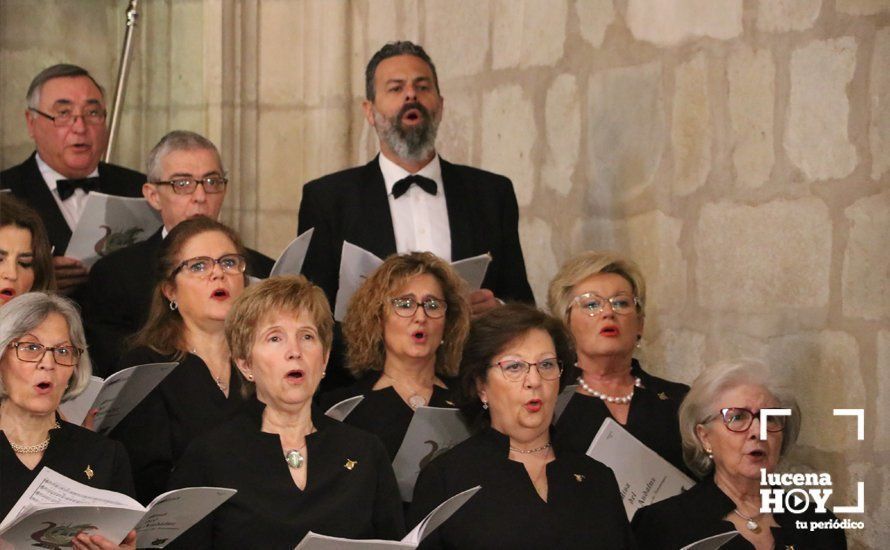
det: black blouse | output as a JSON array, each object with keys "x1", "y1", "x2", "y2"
[
  {"x1": 108, "y1": 347, "x2": 245, "y2": 504},
  {"x1": 166, "y1": 396, "x2": 406, "y2": 549},
  {"x1": 0, "y1": 418, "x2": 135, "y2": 518},
  {"x1": 408, "y1": 427, "x2": 634, "y2": 549},
  {"x1": 631, "y1": 476, "x2": 847, "y2": 549},
  {"x1": 318, "y1": 371, "x2": 459, "y2": 460},
  {"x1": 554, "y1": 360, "x2": 690, "y2": 475}
]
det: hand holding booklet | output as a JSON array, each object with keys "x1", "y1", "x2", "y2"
[
  {"x1": 58, "y1": 362, "x2": 178, "y2": 434},
  {"x1": 294, "y1": 486, "x2": 480, "y2": 549},
  {"x1": 0, "y1": 467, "x2": 235, "y2": 549},
  {"x1": 586, "y1": 418, "x2": 695, "y2": 519}
]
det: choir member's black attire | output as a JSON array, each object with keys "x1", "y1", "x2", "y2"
[
  {"x1": 318, "y1": 371, "x2": 459, "y2": 460},
  {"x1": 0, "y1": 418, "x2": 135, "y2": 519},
  {"x1": 166, "y1": 395, "x2": 406, "y2": 549},
  {"x1": 631, "y1": 475, "x2": 847, "y2": 549},
  {"x1": 108, "y1": 347, "x2": 245, "y2": 504},
  {"x1": 554, "y1": 360, "x2": 691, "y2": 475},
  {"x1": 409, "y1": 427, "x2": 634, "y2": 549}
]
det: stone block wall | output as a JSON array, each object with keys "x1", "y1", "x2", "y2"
[{"x1": 2, "y1": 1, "x2": 888, "y2": 546}]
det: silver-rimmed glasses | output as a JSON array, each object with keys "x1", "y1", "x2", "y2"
[
  {"x1": 390, "y1": 296, "x2": 448, "y2": 318},
  {"x1": 492, "y1": 358, "x2": 563, "y2": 382},
  {"x1": 568, "y1": 292, "x2": 640, "y2": 317}
]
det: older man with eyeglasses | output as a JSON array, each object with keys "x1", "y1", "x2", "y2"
[
  {"x1": 82, "y1": 131, "x2": 273, "y2": 376},
  {"x1": 0, "y1": 64, "x2": 146, "y2": 294}
]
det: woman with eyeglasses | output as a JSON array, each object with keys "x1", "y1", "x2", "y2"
[
  {"x1": 632, "y1": 359, "x2": 847, "y2": 549},
  {"x1": 0, "y1": 293, "x2": 137, "y2": 549},
  {"x1": 0, "y1": 196, "x2": 55, "y2": 305},
  {"x1": 318, "y1": 252, "x2": 470, "y2": 460},
  {"x1": 409, "y1": 304, "x2": 633, "y2": 549},
  {"x1": 108, "y1": 217, "x2": 248, "y2": 504},
  {"x1": 548, "y1": 251, "x2": 691, "y2": 473}
]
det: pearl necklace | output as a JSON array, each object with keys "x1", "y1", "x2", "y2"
[
  {"x1": 509, "y1": 442, "x2": 552, "y2": 454},
  {"x1": 9, "y1": 422, "x2": 61, "y2": 454},
  {"x1": 576, "y1": 376, "x2": 642, "y2": 404},
  {"x1": 732, "y1": 509, "x2": 762, "y2": 532}
]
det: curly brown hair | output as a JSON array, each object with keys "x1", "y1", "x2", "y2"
[{"x1": 342, "y1": 252, "x2": 470, "y2": 378}]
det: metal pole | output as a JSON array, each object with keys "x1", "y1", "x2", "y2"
[{"x1": 104, "y1": 0, "x2": 140, "y2": 163}]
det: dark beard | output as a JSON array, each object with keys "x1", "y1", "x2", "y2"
[{"x1": 375, "y1": 102, "x2": 439, "y2": 162}]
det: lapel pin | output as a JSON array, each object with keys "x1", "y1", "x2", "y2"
[
  {"x1": 344, "y1": 459, "x2": 357, "y2": 470},
  {"x1": 84, "y1": 465, "x2": 94, "y2": 480},
  {"x1": 658, "y1": 392, "x2": 669, "y2": 400},
  {"x1": 574, "y1": 474, "x2": 585, "y2": 482}
]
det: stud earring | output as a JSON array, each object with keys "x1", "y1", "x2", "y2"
[{"x1": 481, "y1": 400, "x2": 489, "y2": 410}]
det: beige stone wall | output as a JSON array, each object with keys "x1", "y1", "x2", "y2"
[{"x1": 2, "y1": 1, "x2": 888, "y2": 546}]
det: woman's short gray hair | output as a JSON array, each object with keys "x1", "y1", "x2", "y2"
[
  {"x1": 0, "y1": 293, "x2": 92, "y2": 402},
  {"x1": 679, "y1": 358, "x2": 801, "y2": 478}
]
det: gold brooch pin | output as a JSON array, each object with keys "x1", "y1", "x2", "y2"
[
  {"x1": 84, "y1": 465, "x2": 94, "y2": 480},
  {"x1": 574, "y1": 474, "x2": 585, "y2": 482},
  {"x1": 344, "y1": 459, "x2": 357, "y2": 470},
  {"x1": 658, "y1": 392, "x2": 669, "y2": 400}
]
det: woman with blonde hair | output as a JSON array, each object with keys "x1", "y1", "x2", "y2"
[
  {"x1": 319, "y1": 251, "x2": 470, "y2": 459},
  {"x1": 548, "y1": 250, "x2": 690, "y2": 473}
]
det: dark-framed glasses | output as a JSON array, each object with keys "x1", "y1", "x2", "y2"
[
  {"x1": 28, "y1": 106, "x2": 107, "y2": 127},
  {"x1": 172, "y1": 254, "x2": 246, "y2": 277},
  {"x1": 152, "y1": 177, "x2": 228, "y2": 195},
  {"x1": 9, "y1": 341, "x2": 82, "y2": 367},
  {"x1": 390, "y1": 296, "x2": 448, "y2": 319},
  {"x1": 492, "y1": 358, "x2": 563, "y2": 382},
  {"x1": 705, "y1": 407, "x2": 786, "y2": 433},
  {"x1": 568, "y1": 292, "x2": 640, "y2": 317}
]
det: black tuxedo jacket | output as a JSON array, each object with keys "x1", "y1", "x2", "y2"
[
  {"x1": 83, "y1": 228, "x2": 275, "y2": 376},
  {"x1": 0, "y1": 151, "x2": 145, "y2": 254},
  {"x1": 298, "y1": 156, "x2": 534, "y2": 308}
]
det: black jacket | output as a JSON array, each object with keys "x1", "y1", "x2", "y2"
[
  {"x1": 409, "y1": 427, "x2": 634, "y2": 549},
  {"x1": 0, "y1": 152, "x2": 145, "y2": 254},
  {"x1": 298, "y1": 156, "x2": 534, "y2": 307},
  {"x1": 0, "y1": 418, "x2": 135, "y2": 519},
  {"x1": 167, "y1": 396, "x2": 405, "y2": 549}
]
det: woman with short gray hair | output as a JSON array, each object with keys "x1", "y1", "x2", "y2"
[
  {"x1": 0, "y1": 292, "x2": 136, "y2": 549},
  {"x1": 631, "y1": 359, "x2": 847, "y2": 549}
]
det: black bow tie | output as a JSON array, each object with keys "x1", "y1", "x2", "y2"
[
  {"x1": 57, "y1": 177, "x2": 100, "y2": 200},
  {"x1": 392, "y1": 175, "x2": 437, "y2": 198}
]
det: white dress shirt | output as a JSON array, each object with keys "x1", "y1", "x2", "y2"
[
  {"x1": 35, "y1": 153, "x2": 99, "y2": 230},
  {"x1": 380, "y1": 153, "x2": 452, "y2": 261}
]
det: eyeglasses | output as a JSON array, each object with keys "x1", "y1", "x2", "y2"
[
  {"x1": 704, "y1": 407, "x2": 786, "y2": 433},
  {"x1": 568, "y1": 292, "x2": 640, "y2": 317},
  {"x1": 9, "y1": 341, "x2": 82, "y2": 367},
  {"x1": 29, "y1": 106, "x2": 107, "y2": 127},
  {"x1": 390, "y1": 296, "x2": 448, "y2": 319},
  {"x1": 152, "y1": 177, "x2": 228, "y2": 195},
  {"x1": 492, "y1": 358, "x2": 563, "y2": 382},
  {"x1": 172, "y1": 254, "x2": 246, "y2": 277}
]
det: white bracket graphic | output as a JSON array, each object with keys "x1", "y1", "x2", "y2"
[
  {"x1": 760, "y1": 408, "x2": 791, "y2": 440},
  {"x1": 833, "y1": 409, "x2": 865, "y2": 440}
]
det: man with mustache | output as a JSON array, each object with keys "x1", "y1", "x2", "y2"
[
  {"x1": 299, "y1": 41, "x2": 534, "y2": 389},
  {"x1": 0, "y1": 64, "x2": 145, "y2": 294}
]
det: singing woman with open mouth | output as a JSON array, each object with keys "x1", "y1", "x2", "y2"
[
  {"x1": 408, "y1": 303, "x2": 633, "y2": 549},
  {"x1": 319, "y1": 251, "x2": 470, "y2": 460},
  {"x1": 108, "y1": 216, "x2": 248, "y2": 504}
]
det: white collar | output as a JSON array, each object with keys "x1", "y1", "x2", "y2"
[
  {"x1": 35, "y1": 152, "x2": 99, "y2": 191},
  {"x1": 378, "y1": 153, "x2": 442, "y2": 195}
]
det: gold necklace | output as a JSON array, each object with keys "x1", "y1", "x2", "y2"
[{"x1": 9, "y1": 422, "x2": 61, "y2": 454}]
